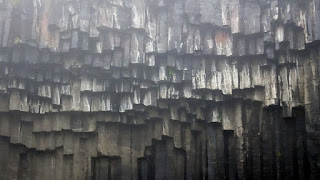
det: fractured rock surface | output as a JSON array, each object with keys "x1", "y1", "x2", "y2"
[{"x1": 0, "y1": 0, "x2": 320, "y2": 179}]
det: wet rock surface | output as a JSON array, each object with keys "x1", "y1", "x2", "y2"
[{"x1": 0, "y1": 0, "x2": 320, "y2": 179}]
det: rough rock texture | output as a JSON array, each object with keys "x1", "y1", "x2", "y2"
[{"x1": 0, "y1": 0, "x2": 320, "y2": 179}]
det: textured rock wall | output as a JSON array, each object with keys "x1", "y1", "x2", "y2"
[{"x1": 0, "y1": 0, "x2": 319, "y2": 179}]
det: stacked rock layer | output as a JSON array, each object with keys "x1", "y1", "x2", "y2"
[{"x1": 0, "y1": 0, "x2": 320, "y2": 179}]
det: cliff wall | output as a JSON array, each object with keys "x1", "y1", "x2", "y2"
[{"x1": 0, "y1": 0, "x2": 319, "y2": 179}]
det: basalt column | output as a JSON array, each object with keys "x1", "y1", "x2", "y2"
[{"x1": 0, "y1": 0, "x2": 320, "y2": 179}]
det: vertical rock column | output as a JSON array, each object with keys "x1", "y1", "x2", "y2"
[{"x1": 207, "y1": 122, "x2": 225, "y2": 179}]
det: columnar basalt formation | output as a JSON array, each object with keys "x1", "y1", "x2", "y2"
[{"x1": 0, "y1": 0, "x2": 319, "y2": 179}]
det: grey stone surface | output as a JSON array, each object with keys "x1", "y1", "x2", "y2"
[{"x1": 0, "y1": 0, "x2": 320, "y2": 179}]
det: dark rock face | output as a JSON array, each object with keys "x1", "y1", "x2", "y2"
[{"x1": 0, "y1": 0, "x2": 319, "y2": 179}]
